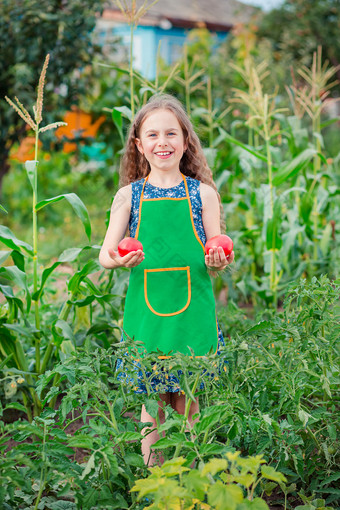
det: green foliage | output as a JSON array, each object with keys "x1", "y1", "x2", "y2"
[
  {"x1": 131, "y1": 452, "x2": 286, "y2": 509},
  {"x1": 258, "y1": 0, "x2": 340, "y2": 76},
  {"x1": 0, "y1": 51, "x2": 116, "y2": 422},
  {"x1": 1, "y1": 277, "x2": 338, "y2": 507},
  {"x1": 0, "y1": 0, "x2": 105, "y2": 183},
  {"x1": 1, "y1": 9, "x2": 340, "y2": 508}
]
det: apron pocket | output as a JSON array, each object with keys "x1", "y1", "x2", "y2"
[{"x1": 144, "y1": 266, "x2": 191, "y2": 316}]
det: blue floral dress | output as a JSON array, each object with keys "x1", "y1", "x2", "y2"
[{"x1": 116, "y1": 176, "x2": 226, "y2": 394}]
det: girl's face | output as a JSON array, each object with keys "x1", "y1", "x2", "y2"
[{"x1": 135, "y1": 109, "x2": 187, "y2": 175}]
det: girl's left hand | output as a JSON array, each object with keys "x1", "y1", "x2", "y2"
[{"x1": 205, "y1": 247, "x2": 235, "y2": 271}]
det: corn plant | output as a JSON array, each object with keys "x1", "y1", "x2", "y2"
[
  {"x1": 285, "y1": 46, "x2": 340, "y2": 267},
  {"x1": 112, "y1": 0, "x2": 161, "y2": 118},
  {"x1": 1, "y1": 55, "x2": 95, "y2": 419},
  {"x1": 4, "y1": 54, "x2": 67, "y2": 335},
  {"x1": 174, "y1": 44, "x2": 206, "y2": 115},
  {"x1": 226, "y1": 61, "x2": 289, "y2": 302},
  {"x1": 229, "y1": 58, "x2": 271, "y2": 148}
]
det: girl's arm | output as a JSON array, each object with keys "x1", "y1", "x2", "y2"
[
  {"x1": 200, "y1": 183, "x2": 235, "y2": 271},
  {"x1": 99, "y1": 185, "x2": 144, "y2": 269}
]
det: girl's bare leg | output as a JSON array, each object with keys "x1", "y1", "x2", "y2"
[{"x1": 141, "y1": 393, "x2": 170, "y2": 467}]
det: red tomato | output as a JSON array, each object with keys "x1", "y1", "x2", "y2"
[
  {"x1": 118, "y1": 237, "x2": 143, "y2": 257},
  {"x1": 205, "y1": 235, "x2": 233, "y2": 257}
]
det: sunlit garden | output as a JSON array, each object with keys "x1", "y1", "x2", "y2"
[{"x1": 0, "y1": 0, "x2": 339, "y2": 508}]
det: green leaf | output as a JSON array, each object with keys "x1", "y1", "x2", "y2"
[
  {"x1": 0, "y1": 353, "x2": 14, "y2": 370},
  {"x1": 0, "y1": 226, "x2": 33, "y2": 254},
  {"x1": 238, "y1": 498, "x2": 270, "y2": 509},
  {"x1": 312, "y1": 499, "x2": 326, "y2": 508},
  {"x1": 144, "y1": 398, "x2": 159, "y2": 418},
  {"x1": 67, "y1": 260, "x2": 100, "y2": 293},
  {"x1": 272, "y1": 148, "x2": 316, "y2": 186},
  {"x1": 242, "y1": 320, "x2": 272, "y2": 335},
  {"x1": 266, "y1": 216, "x2": 282, "y2": 251},
  {"x1": 67, "y1": 435, "x2": 94, "y2": 449},
  {"x1": 5, "y1": 402, "x2": 27, "y2": 414},
  {"x1": 298, "y1": 409, "x2": 311, "y2": 427},
  {"x1": 10, "y1": 250, "x2": 25, "y2": 271},
  {"x1": 32, "y1": 245, "x2": 99, "y2": 301},
  {"x1": 80, "y1": 452, "x2": 96, "y2": 479},
  {"x1": 221, "y1": 129, "x2": 268, "y2": 163},
  {"x1": 203, "y1": 148, "x2": 218, "y2": 168},
  {"x1": 300, "y1": 192, "x2": 314, "y2": 224},
  {"x1": 202, "y1": 458, "x2": 228, "y2": 476},
  {"x1": 114, "y1": 105, "x2": 132, "y2": 121},
  {"x1": 320, "y1": 222, "x2": 332, "y2": 257},
  {"x1": 0, "y1": 265, "x2": 26, "y2": 290},
  {"x1": 48, "y1": 502, "x2": 76, "y2": 510},
  {"x1": 228, "y1": 421, "x2": 238, "y2": 440},
  {"x1": 152, "y1": 434, "x2": 186, "y2": 449},
  {"x1": 0, "y1": 285, "x2": 25, "y2": 315},
  {"x1": 261, "y1": 465, "x2": 287, "y2": 483},
  {"x1": 117, "y1": 431, "x2": 143, "y2": 442},
  {"x1": 54, "y1": 319, "x2": 74, "y2": 340},
  {"x1": 0, "y1": 250, "x2": 11, "y2": 265},
  {"x1": 131, "y1": 477, "x2": 165, "y2": 498},
  {"x1": 58, "y1": 247, "x2": 83, "y2": 262},
  {"x1": 161, "y1": 456, "x2": 190, "y2": 476},
  {"x1": 3, "y1": 323, "x2": 38, "y2": 338},
  {"x1": 208, "y1": 482, "x2": 243, "y2": 510},
  {"x1": 263, "y1": 481, "x2": 278, "y2": 496},
  {"x1": 35, "y1": 193, "x2": 91, "y2": 242},
  {"x1": 24, "y1": 160, "x2": 38, "y2": 192},
  {"x1": 124, "y1": 453, "x2": 145, "y2": 468},
  {"x1": 185, "y1": 470, "x2": 209, "y2": 500},
  {"x1": 293, "y1": 506, "x2": 315, "y2": 510},
  {"x1": 237, "y1": 455, "x2": 266, "y2": 473},
  {"x1": 0, "y1": 203, "x2": 8, "y2": 213},
  {"x1": 320, "y1": 116, "x2": 340, "y2": 130},
  {"x1": 0, "y1": 266, "x2": 31, "y2": 312},
  {"x1": 112, "y1": 108, "x2": 124, "y2": 145},
  {"x1": 326, "y1": 424, "x2": 337, "y2": 441},
  {"x1": 32, "y1": 261, "x2": 61, "y2": 301},
  {"x1": 234, "y1": 473, "x2": 256, "y2": 488}
]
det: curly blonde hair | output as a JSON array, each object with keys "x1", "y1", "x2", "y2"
[{"x1": 119, "y1": 94, "x2": 225, "y2": 231}]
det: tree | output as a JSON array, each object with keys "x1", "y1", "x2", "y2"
[
  {"x1": 0, "y1": 0, "x2": 104, "y2": 191},
  {"x1": 257, "y1": 0, "x2": 340, "y2": 83}
]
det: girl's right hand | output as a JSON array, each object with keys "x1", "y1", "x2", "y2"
[{"x1": 108, "y1": 248, "x2": 144, "y2": 268}]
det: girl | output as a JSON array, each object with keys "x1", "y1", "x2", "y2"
[{"x1": 99, "y1": 94, "x2": 234, "y2": 466}]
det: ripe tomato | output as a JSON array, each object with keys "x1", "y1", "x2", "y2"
[
  {"x1": 205, "y1": 235, "x2": 233, "y2": 257},
  {"x1": 118, "y1": 237, "x2": 143, "y2": 257}
]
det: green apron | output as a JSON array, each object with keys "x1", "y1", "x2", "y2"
[{"x1": 123, "y1": 174, "x2": 218, "y2": 357}]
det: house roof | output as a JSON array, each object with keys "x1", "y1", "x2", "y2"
[{"x1": 104, "y1": 0, "x2": 258, "y2": 31}]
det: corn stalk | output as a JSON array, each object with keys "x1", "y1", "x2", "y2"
[
  {"x1": 285, "y1": 46, "x2": 340, "y2": 265},
  {"x1": 229, "y1": 62, "x2": 288, "y2": 300},
  {"x1": 113, "y1": 0, "x2": 160, "y2": 118},
  {"x1": 175, "y1": 44, "x2": 206, "y2": 115},
  {"x1": 5, "y1": 54, "x2": 67, "y2": 416}
]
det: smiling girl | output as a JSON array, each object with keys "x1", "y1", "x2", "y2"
[{"x1": 99, "y1": 94, "x2": 234, "y2": 466}]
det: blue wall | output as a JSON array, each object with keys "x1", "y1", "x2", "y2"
[{"x1": 110, "y1": 24, "x2": 228, "y2": 79}]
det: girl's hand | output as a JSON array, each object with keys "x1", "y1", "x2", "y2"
[
  {"x1": 108, "y1": 248, "x2": 144, "y2": 268},
  {"x1": 205, "y1": 247, "x2": 235, "y2": 272}
]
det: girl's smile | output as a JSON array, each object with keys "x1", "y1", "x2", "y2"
[{"x1": 135, "y1": 109, "x2": 187, "y2": 176}]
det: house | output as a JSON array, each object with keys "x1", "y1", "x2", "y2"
[{"x1": 95, "y1": 0, "x2": 258, "y2": 78}]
